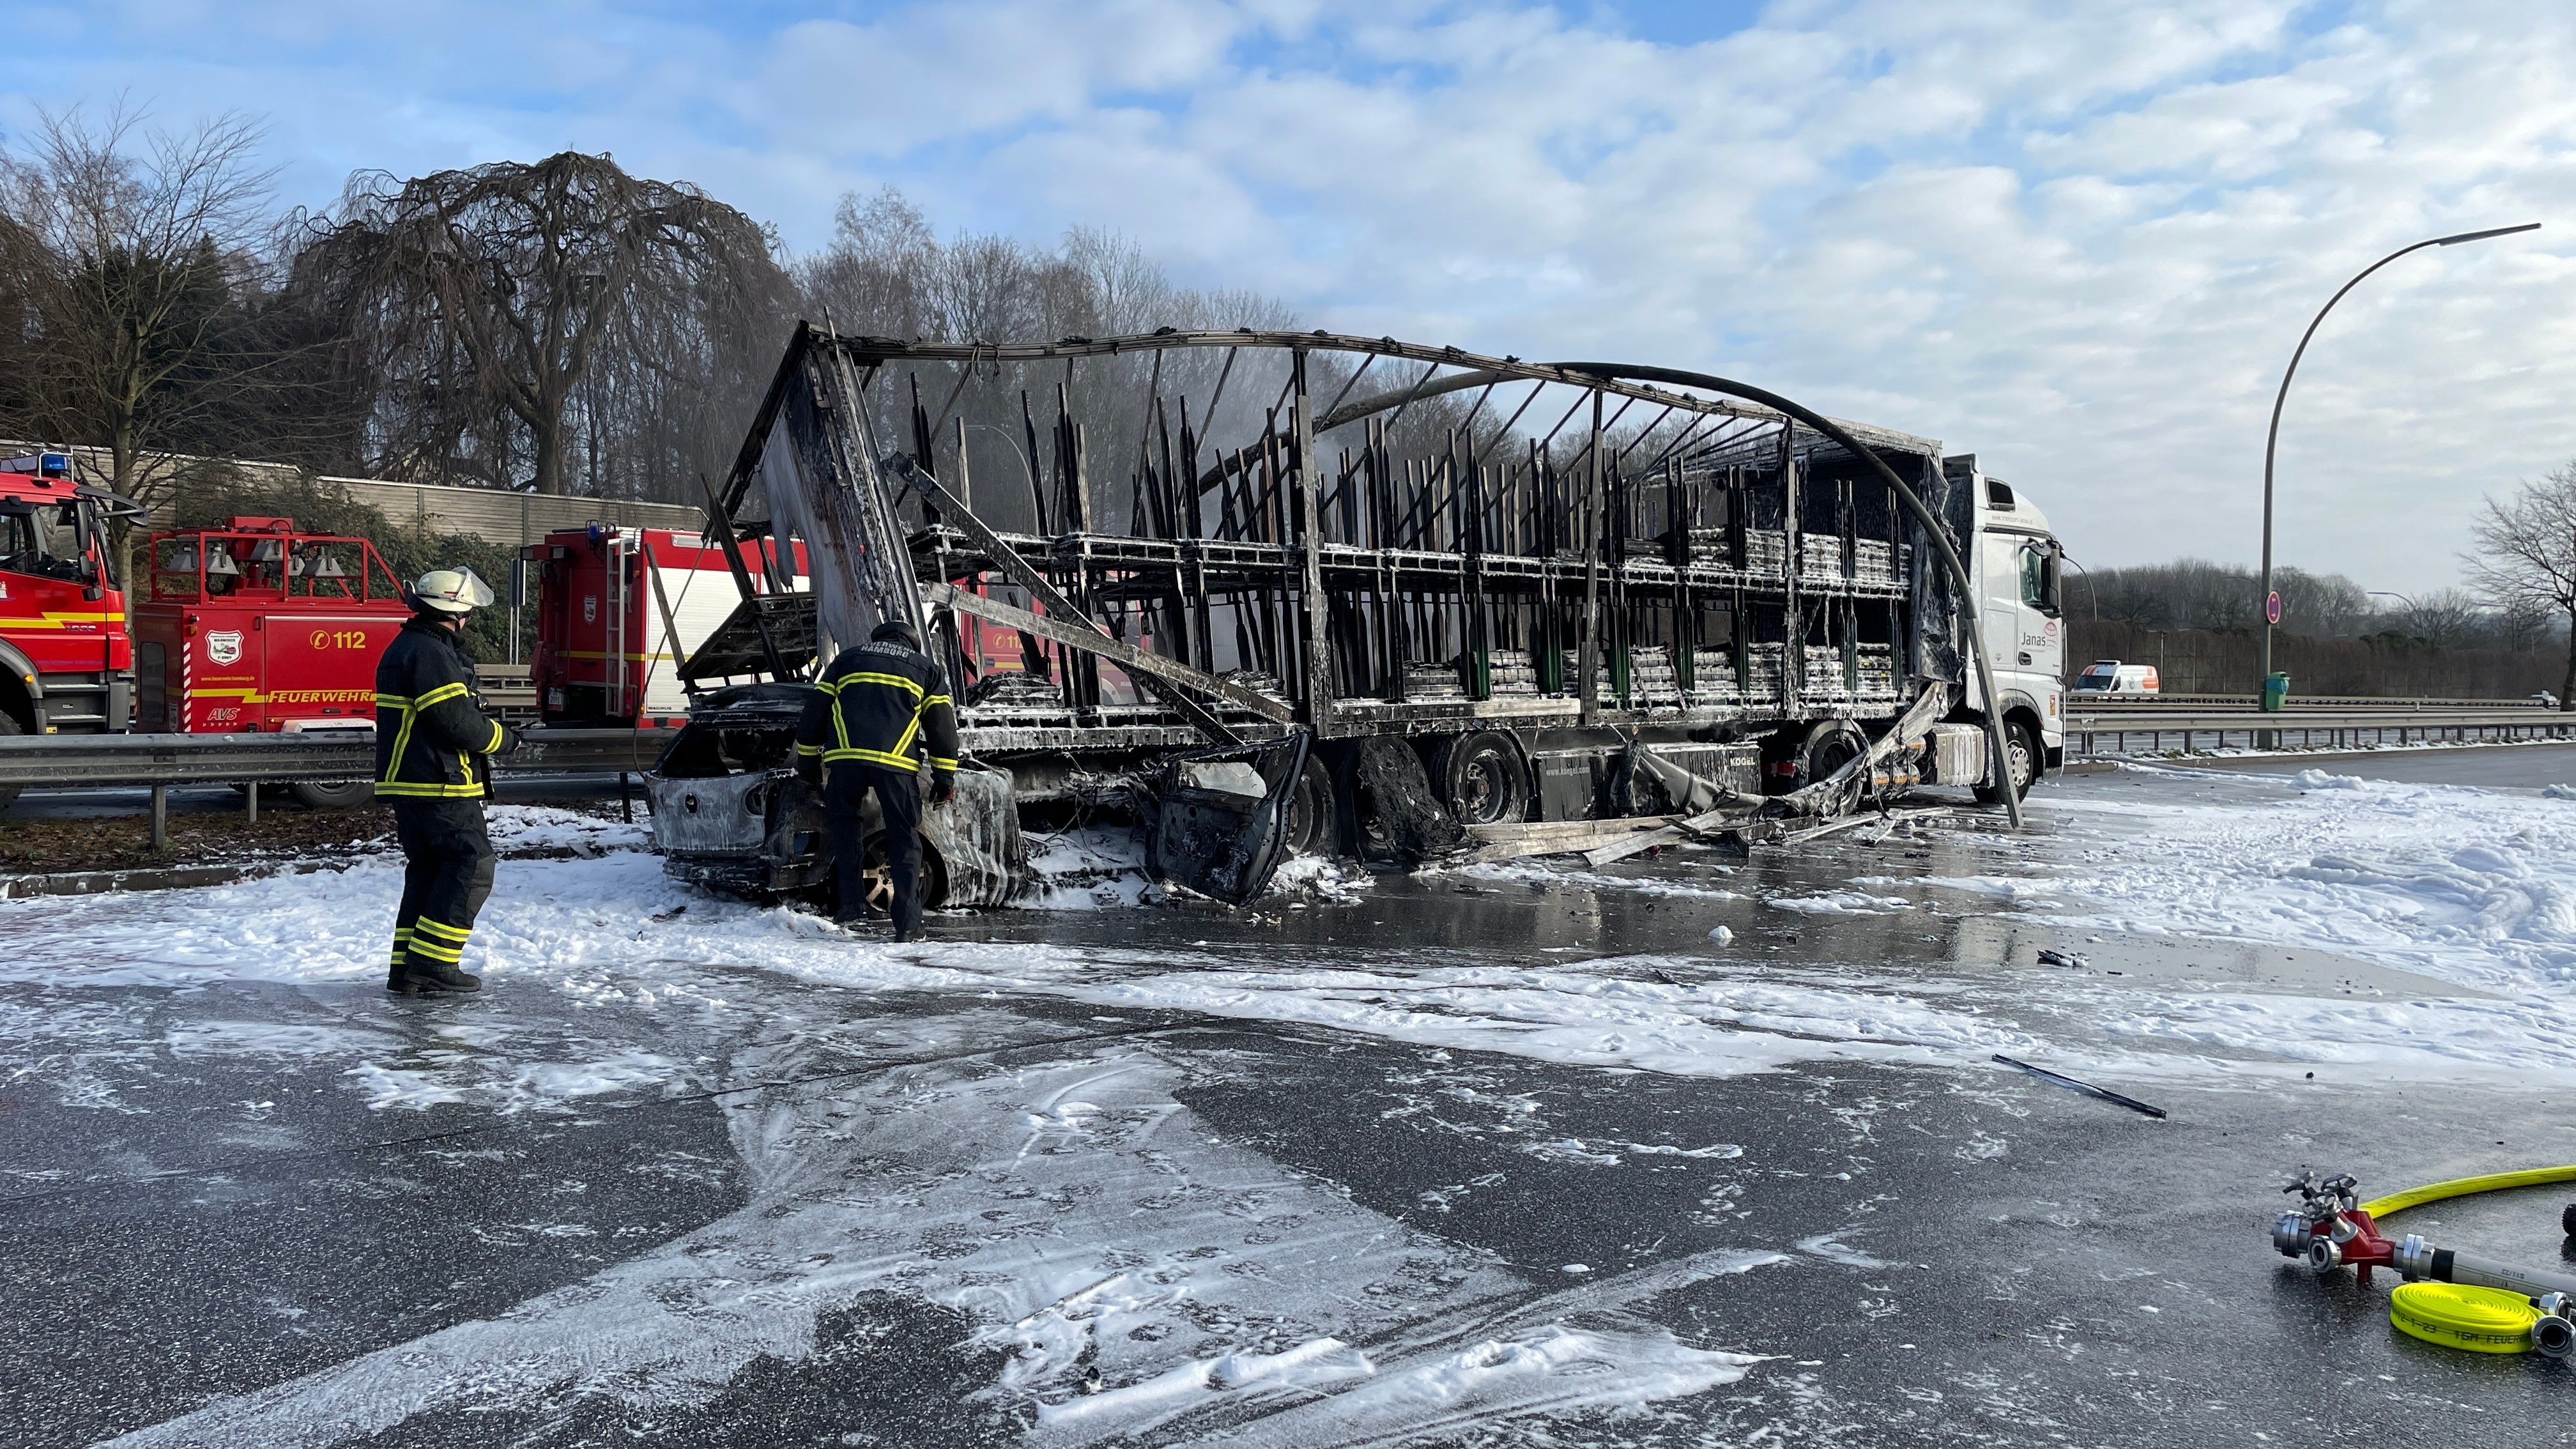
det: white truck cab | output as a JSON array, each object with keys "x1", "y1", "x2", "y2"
[{"x1": 1944, "y1": 456, "x2": 2066, "y2": 796}]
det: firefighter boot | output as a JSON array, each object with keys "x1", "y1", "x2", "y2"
[{"x1": 404, "y1": 958, "x2": 484, "y2": 994}]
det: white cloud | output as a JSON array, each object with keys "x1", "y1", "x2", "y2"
[{"x1": 13, "y1": 0, "x2": 2576, "y2": 590}]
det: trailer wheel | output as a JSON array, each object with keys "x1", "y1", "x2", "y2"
[
  {"x1": 1282, "y1": 756, "x2": 1334, "y2": 856},
  {"x1": 1974, "y1": 720, "x2": 2041, "y2": 805},
  {"x1": 1434, "y1": 731, "x2": 1530, "y2": 827},
  {"x1": 288, "y1": 780, "x2": 375, "y2": 810},
  {"x1": 1791, "y1": 720, "x2": 1866, "y2": 788}
]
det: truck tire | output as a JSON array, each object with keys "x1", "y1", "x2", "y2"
[
  {"x1": 288, "y1": 780, "x2": 376, "y2": 810},
  {"x1": 1433, "y1": 731, "x2": 1530, "y2": 827},
  {"x1": 1282, "y1": 756, "x2": 1334, "y2": 856},
  {"x1": 1974, "y1": 719, "x2": 2040, "y2": 805},
  {"x1": 0, "y1": 711, "x2": 19, "y2": 811},
  {"x1": 1795, "y1": 720, "x2": 1867, "y2": 788}
]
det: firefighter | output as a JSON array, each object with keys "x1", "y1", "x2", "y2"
[
  {"x1": 794, "y1": 617, "x2": 960, "y2": 942},
  {"x1": 376, "y1": 567, "x2": 519, "y2": 995}
]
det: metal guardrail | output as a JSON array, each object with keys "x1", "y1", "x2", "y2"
[
  {"x1": 0, "y1": 728, "x2": 675, "y2": 850},
  {"x1": 2060, "y1": 691, "x2": 2545, "y2": 706},
  {"x1": 0, "y1": 728, "x2": 668, "y2": 788},
  {"x1": 2069, "y1": 709, "x2": 2576, "y2": 757}
]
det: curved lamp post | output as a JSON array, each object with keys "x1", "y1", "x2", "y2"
[{"x1": 2258, "y1": 223, "x2": 2540, "y2": 686}]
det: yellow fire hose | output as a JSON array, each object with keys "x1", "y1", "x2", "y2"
[{"x1": 2364, "y1": 1165, "x2": 2576, "y2": 1355}]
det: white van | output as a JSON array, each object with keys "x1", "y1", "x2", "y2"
[{"x1": 2073, "y1": 659, "x2": 2159, "y2": 694}]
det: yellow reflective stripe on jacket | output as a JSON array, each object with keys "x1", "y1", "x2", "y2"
[
  {"x1": 484, "y1": 719, "x2": 504, "y2": 753},
  {"x1": 415, "y1": 681, "x2": 469, "y2": 709},
  {"x1": 927, "y1": 756, "x2": 960, "y2": 771},
  {"x1": 382, "y1": 700, "x2": 421, "y2": 788},
  {"x1": 374, "y1": 781, "x2": 487, "y2": 798},
  {"x1": 822, "y1": 746, "x2": 928, "y2": 770},
  {"x1": 845, "y1": 670, "x2": 924, "y2": 699}
]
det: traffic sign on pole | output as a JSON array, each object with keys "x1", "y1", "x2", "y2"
[{"x1": 2266, "y1": 591, "x2": 2282, "y2": 625}]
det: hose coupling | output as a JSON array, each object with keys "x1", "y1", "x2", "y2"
[
  {"x1": 2535, "y1": 1312, "x2": 2576, "y2": 1360},
  {"x1": 2272, "y1": 1211, "x2": 2310, "y2": 1258},
  {"x1": 2394, "y1": 1234, "x2": 2436, "y2": 1280},
  {"x1": 2306, "y1": 1236, "x2": 2342, "y2": 1274}
]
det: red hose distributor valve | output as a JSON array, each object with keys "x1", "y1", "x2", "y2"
[{"x1": 2274, "y1": 1170, "x2": 2398, "y2": 1284}]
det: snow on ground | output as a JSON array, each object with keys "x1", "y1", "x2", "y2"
[
  {"x1": 18, "y1": 772, "x2": 2576, "y2": 1438},
  {"x1": 18, "y1": 772, "x2": 2576, "y2": 1107}
]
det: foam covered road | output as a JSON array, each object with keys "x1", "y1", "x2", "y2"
[{"x1": 8, "y1": 764, "x2": 2576, "y2": 1445}]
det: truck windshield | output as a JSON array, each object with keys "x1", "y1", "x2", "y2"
[{"x1": 0, "y1": 502, "x2": 84, "y2": 581}]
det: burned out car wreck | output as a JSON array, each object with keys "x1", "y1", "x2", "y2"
[
  {"x1": 647, "y1": 684, "x2": 1025, "y2": 911},
  {"x1": 643, "y1": 325, "x2": 2037, "y2": 912}
]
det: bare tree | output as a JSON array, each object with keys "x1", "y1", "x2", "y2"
[
  {"x1": 0, "y1": 102, "x2": 287, "y2": 510},
  {"x1": 293, "y1": 151, "x2": 790, "y2": 496},
  {"x1": 795, "y1": 188, "x2": 1300, "y2": 534},
  {"x1": 2463, "y1": 461, "x2": 2576, "y2": 710}
]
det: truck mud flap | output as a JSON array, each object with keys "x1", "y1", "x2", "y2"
[{"x1": 1145, "y1": 730, "x2": 1311, "y2": 906}]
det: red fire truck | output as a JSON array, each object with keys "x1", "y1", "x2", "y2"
[
  {"x1": 0, "y1": 451, "x2": 141, "y2": 744},
  {"x1": 131, "y1": 515, "x2": 411, "y2": 726},
  {"x1": 0, "y1": 447, "x2": 421, "y2": 811},
  {"x1": 525, "y1": 524, "x2": 806, "y2": 727}
]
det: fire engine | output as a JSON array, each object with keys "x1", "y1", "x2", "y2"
[
  {"x1": 0, "y1": 451, "x2": 141, "y2": 744},
  {"x1": 129, "y1": 516, "x2": 414, "y2": 806},
  {"x1": 525, "y1": 524, "x2": 806, "y2": 727},
  {"x1": 0, "y1": 448, "x2": 422, "y2": 811}
]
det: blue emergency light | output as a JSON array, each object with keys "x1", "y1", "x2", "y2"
[{"x1": 1, "y1": 452, "x2": 71, "y2": 478}]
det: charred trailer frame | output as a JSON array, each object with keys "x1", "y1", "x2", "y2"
[{"x1": 648, "y1": 326, "x2": 2021, "y2": 906}]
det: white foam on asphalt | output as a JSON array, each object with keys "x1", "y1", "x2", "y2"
[{"x1": 101, "y1": 1047, "x2": 1762, "y2": 1447}]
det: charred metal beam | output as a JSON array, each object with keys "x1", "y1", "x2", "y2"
[{"x1": 924, "y1": 583, "x2": 1289, "y2": 728}]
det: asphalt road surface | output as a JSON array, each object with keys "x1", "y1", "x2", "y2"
[{"x1": 5, "y1": 768, "x2": 2572, "y2": 1446}]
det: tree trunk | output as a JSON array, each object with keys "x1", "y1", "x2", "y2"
[
  {"x1": 2561, "y1": 608, "x2": 2575, "y2": 710},
  {"x1": 530, "y1": 416, "x2": 565, "y2": 495}
]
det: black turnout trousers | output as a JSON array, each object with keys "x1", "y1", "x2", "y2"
[
  {"x1": 388, "y1": 799, "x2": 498, "y2": 978},
  {"x1": 825, "y1": 763, "x2": 924, "y2": 934}
]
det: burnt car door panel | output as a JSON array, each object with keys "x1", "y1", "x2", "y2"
[{"x1": 1145, "y1": 730, "x2": 1310, "y2": 906}]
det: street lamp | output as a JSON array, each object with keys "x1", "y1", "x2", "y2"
[
  {"x1": 963, "y1": 424, "x2": 1038, "y2": 522},
  {"x1": 2258, "y1": 223, "x2": 2540, "y2": 689}
]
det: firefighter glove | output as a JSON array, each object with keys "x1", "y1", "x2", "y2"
[{"x1": 929, "y1": 770, "x2": 957, "y2": 806}]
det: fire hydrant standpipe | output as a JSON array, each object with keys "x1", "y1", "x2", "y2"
[{"x1": 2279, "y1": 1163, "x2": 2576, "y2": 1357}]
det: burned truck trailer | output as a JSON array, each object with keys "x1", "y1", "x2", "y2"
[{"x1": 648, "y1": 326, "x2": 2065, "y2": 906}]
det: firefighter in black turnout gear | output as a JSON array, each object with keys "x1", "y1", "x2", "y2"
[
  {"x1": 795, "y1": 618, "x2": 960, "y2": 942},
  {"x1": 376, "y1": 568, "x2": 520, "y2": 994}
]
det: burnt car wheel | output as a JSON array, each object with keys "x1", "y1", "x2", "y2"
[{"x1": 852, "y1": 831, "x2": 950, "y2": 914}]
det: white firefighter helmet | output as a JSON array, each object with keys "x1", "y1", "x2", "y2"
[{"x1": 410, "y1": 566, "x2": 495, "y2": 615}]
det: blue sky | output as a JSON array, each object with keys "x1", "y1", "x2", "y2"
[{"x1": 9, "y1": 0, "x2": 2575, "y2": 595}]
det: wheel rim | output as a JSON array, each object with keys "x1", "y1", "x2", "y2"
[
  {"x1": 857, "y1": 834, "x2": 942, "y2": 911},
  {"x1": 1455, "y1": 748, "x2": 1515, "y2": 825}
]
